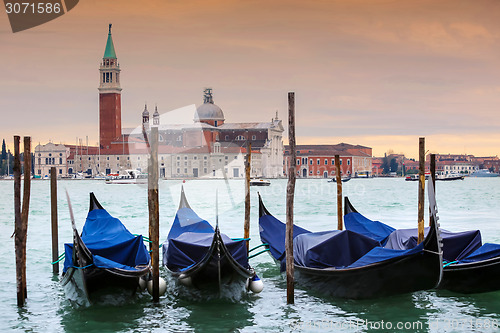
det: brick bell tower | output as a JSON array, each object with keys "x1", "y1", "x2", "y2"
[{"x1": 98, "y1": 24, "x2": 122, "y2": 150}]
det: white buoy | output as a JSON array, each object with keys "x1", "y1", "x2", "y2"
[
  {"x1": 178, "y1": 273, "x2": 193, "y2": 287},
  {"x1": 147, "y1": 277, "x2": 167, "y2": 296},
  {"x1": 138, "y1": 276, "x2": 147, "y2": 291},
  {"x1": 248, "y1": 275, "x2": 264, "y2": 293}
]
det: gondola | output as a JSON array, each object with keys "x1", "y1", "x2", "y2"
[
  {"x1": 258, "y1": 182, "x2": 443, "y2": 299},
  {"x1": 344, "y1": 196, "x2": 500, "y2": 293},
  {"x1": 61, "y1": 193, "x2": 151, "y2": 306},
  {"x1": 162, "y1": 187, "x2": 262, "y2": 293},
  {"x1": 328, "y1": 176, "x2": 351, "y2": 183}
]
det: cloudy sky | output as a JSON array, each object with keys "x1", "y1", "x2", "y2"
[{"x1": 1, "y1": 0, "x2": 500, "y2": 158}]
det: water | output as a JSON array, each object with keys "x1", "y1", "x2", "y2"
[{"x1": 1, "y1": 178, "x2": 500, "y2": 332}]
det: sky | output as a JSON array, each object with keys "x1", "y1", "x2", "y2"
[{"x1": 1, "y1": 0, "x2": 500, "y2": 159}]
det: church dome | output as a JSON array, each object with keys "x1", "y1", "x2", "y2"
[{"x1": 194, "y1": 88, "x2": 225, "y2": 123}]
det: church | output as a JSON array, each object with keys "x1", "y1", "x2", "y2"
[{"x1": 34, "y1": 25, "x2": 284, "y2": 179}]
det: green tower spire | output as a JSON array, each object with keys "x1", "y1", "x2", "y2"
[{"x1": 103, "y1": 24, "x2": 117, "y2": 59}]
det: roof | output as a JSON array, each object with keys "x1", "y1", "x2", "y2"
[{"x1": 103, "y1": 24, "x2": 117, "y2": 59}]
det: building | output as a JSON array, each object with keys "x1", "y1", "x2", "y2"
[
  {"x1": 283, "y1": 143, "x2": 372, "y2": 178},
  {"x1": 34, "y1": 25, "x2": 283, "y2": 179}
]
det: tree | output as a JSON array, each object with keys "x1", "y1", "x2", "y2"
[
  {"x1": 390, "y1": 158, "x2": 399, "y2": 173},
  {"x1": 381, "y1": 156, "x2": 390, "y2": 174},
  {"x1": 1, "y1": 139, "x2": 6, "y2": 160}
]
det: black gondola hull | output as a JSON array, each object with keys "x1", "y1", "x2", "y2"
[
  {"x1": 167, "y1": 229, "x2": 254, "y2": 291},
  {"x1": 294, "y1": 250, "x2": 441, "y2": 299},
  {"x1": 440, "y1": 257, "x2": 500, "y2": 293}
]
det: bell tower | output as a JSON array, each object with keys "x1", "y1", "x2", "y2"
[{"x1": 98, "y1": 24, "x2": 122, "y2": 150}]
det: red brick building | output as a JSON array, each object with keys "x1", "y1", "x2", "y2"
[{"x1": 284, "y1": 143, "x2": 372, "y2": 178}]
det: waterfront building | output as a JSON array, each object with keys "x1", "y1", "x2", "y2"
[{"x1": 283, "y1": 143, "x2": 372, "y2": 178}]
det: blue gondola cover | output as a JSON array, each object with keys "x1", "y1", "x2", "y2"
[
  {"x1": 344, "y1": 210, "x2": 483, "y2": 262},
  {"x1": 63, "y1": 209, "x2": 150, "y2": 273},
  {"x1": 163, "y1": 206, "x2": 249, "y2": 272}
]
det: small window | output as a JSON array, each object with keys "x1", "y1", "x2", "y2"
[
  {"x1": 309, "y1": 170, "x2": 313, "y2": 174},
  {"x1": 204, "y1": 156, "x2": 207, "y2": 160},
  {"x1": 347, "y1": 160, "x2": 350, "y2": 165},
  {"x1": 225, "y1": 156, "x2": 228, "y2": 160},
  {"x1": 325, "y1": 159, "x2": 328, "y2": 165},
  {"x1": 184, "y1": 156, "x2": 188, "y2": 160},
  {"x1": 117, "y1": 157, "x2": 119, "y2": 160},
  {"x1": 177, "y1": 156, "x2": 180, "y2": 160},
  {"x1": 177, "y1": 168, "x2": 180, "y2": 173},
  {"x1": 252, "y1": 135, "x2": 256, "y2": 140},
  {"x1": 309, "y1": 160, "x2": 313, "y2": 165},
  {"x1": 297, "y1": 159, "x2": 300, "y2": 165},
  {"x1": 317, "y1": 159, "x2": 320, "y2": 165},
  {"x1": 184, "y1": 168, "x2": 187, "y2": 173},
  {"x1": 225, "y1": 135, "x2": 229, "y2": 140}
]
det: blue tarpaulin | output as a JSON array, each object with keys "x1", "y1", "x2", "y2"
[
  {"x1": 63, "y1": 209, "x2": 150, "y2": 273},
  {"x1": 259, "y1": 210, "x2": 427, "y2": 271},
  {"x1": 459, "y1": 243, "x2": 500, "y2": 263},
  {"x1": 294, "y1": 230, "x2": 380, "y2": 269},
  {"x1": 344, "y1": 210, "x2": 485, "y2": 263},
  {"x1": 163, "y1": 207, "x2": 249, "y2": 272},
  {"x1": 259, "y1": 213, "x2": 310, "y2": 262},
  {"x1": 344, "y1": 212, "x2": 395, "y2": 244}
]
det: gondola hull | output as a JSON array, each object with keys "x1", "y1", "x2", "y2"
[
  {"x1": 258, "y1": 189, "x2": 443, "y2": 299},
  {"x1": 344, "y1": 196, "x2": 500, "y2": 294},
  {"x1": 295, "y1": 250, "x2": 440, "y2": 299},
  {"x1": 163, "y1": 187, "x2": 256, "y2": 294},
  {"x1": 440, "y1": 257, "x2": 500, "y2": 293},
  {"x1": 167, "y1": 230, "x2": 254, "y2": 290},
  {"x1": 62, "y1": 193, "x2": 151, "y2": 305}
]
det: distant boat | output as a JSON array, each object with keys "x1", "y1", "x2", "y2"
[
  {"x1": 436, "y1": 173, "x2": 464, "y2": 181},
  {"x1": 250, "y1": 179, "x2": 271, "y2": 186},
  {"x1": 105, "y1": 170, "x2": 148, "y2": 184},
  {"x1": 470, "y1": 169, "x2": 500, "y2": 177},
  {"x1": 328, "y1": 176, "x2": 351, "y2": 183}
]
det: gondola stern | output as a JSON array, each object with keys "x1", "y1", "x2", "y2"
[{"x1": 344, "y1": 196, "x2": 358, "y2": 215}]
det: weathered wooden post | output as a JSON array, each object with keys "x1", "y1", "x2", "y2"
[
  {"x1": 429, "y1": 154, "x2": 436, "y2": 227},
  {"x1": 417, "y1": 137, "x2": 425, "y2": 244},
  {"x1": 334, "y1": 155, "x2": 343, "y2": 230},
  {"x1": 244, "y1": 141, "x2": 252, "y2": 254},
  {"x1": 21, "y1": 137, "x2": 31, "y2": 299},
  {"x1": 286, "y1": 92, "x2": 296, "y2": 304},
  {"x1": 148, "y1": 126, "x2": 160, "y2": 301},
  {"x1": 13, "y1": 136, "x2": 24, "y2": 306},
  {"x1": 51, "y1": 166, "x2": 59, "y2": 274},
  {"x1": 14, "y1": 136, "x2": 30, "y2": 306}
]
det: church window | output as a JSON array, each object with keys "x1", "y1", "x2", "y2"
[
  {"x1": 106, "y1": 72, "x2": 110, "y2": 83},
  {"x1": 110, "y1": 73, "x2": 113, "y2": 82},
  {"x1": 103, "y1": 73, "x2": 105, "y2": 82}
]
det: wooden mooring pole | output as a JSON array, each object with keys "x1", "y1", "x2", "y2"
[
  {"x1": 14, "y1": 136, "x2": 31, "y2": 307},
  {"x1": 429, "y1": 154, "x2": 436, "y2": 227},
  {"x1": 417, "y1": 137, "x2": 425, "y2": 244},
  {"x1": 51, "y1": 166, "x2": 59, "y2": 275},
  {"x1": 148, "y1": 127, "x2": 160, "y2": 301},
  {"x1": 244, "y1": 141, "x2": 251, "y2": 254},
  {"x1": 334, "y1": 155, "x2": 343, "y2": 230},
  {"x1": 286, "y1": 92, "x2": 296, "y2": 305}
]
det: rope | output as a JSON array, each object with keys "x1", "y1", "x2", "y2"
[
  {"x1": 134, "y1": 234, "x2": 152, "y2": 243},
  {"x1": 231, "y1": 237, "x2": 251, "y2": 241},
  {"x1": 51, "y1": 253, "x2": 65, "y2": 265},
  {"x1": 72, "y1": 264, "x2": 93, "y2": 270},
  {"x1": 249, "y1": 243, "x2": 268, "y2": 253},
  {"x1": 443, "y1": 260, "x2": 458, "y2": 267},
  {"x1": 248, "y1": 248, "x2": 270, "y2": 259}
]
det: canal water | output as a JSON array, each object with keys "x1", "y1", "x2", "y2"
[{"x1": 1, "y1": 177, "x2": 500, "y2": 332}]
